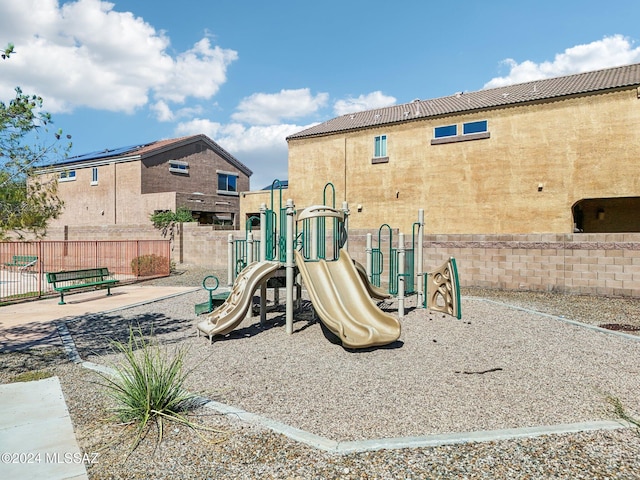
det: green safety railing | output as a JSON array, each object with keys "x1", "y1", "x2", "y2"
[
  {"x1": 372, "y1": 223, "x2": 416, "y2": 295},
  {"x1": 264, "y1": 208, "x2": 276, "y2": 261},
  {"x1": 234, "y1": 238, "x2": 261, "y2": 274},
  {"x1": 234, "y1": 215, "x2": 261, "y2": 274},
  {"x1": 371, "y1": 248, "x2": 383, "y2": 287},
  {"x1": 263, "y1": 179, "x2": 285, "y2": 262},
  {"x1": 371, "y1": 224, "x2": 391, "y2": 288},
  {"x1": 299, "y1": 182, "x2": 344, "y2": 262}
]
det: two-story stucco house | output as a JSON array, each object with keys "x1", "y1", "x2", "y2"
[
  {"x1": 38, "y1": 134, "x2": 252, "y2": 229},
  {"x1": 275, "y1": 62, "x2": 640, "y2": 235}
]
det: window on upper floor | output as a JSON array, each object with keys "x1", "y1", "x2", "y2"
[
  {"x1": 372, "y1": 134, "x2": 389, "y2": 164},
  {"x1": 91, "y1": 167, "x2": 98, "y2": 185},
  {"x1": 432, "y1": 120, "x2": 490, "y2": 145},
  {"x1": 59, "y1": 170, "x2": 76, "y2": 182},
  {"x1": 169, "y1": 160, "x2": 189, "y2": 174},
  {"x1": 374, "y1": 135, "x2": 387, "y2": 157},
  {"x1": 463, "y1": 120, "x2": 488, "y2": 135},
  {"x1": 434, "y1": 125, "x2": 457, "y2": 138},
  {"x1": 217, "y1": 172, "x2": 238, "y2": 195}
]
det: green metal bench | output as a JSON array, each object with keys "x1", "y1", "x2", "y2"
[
  {"x1": 46, "y1": 267, "x2": 120, "y2": 305},
  {"x1": 4, "y1": 255, "x2": 38, "y2": 272}
]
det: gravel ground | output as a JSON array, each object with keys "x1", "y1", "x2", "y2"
[{"x1": 2, "y1": 264, "x2": 640, "y2": 479}]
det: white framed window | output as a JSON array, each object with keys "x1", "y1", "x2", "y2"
[
  {"x1": 217, "y1": 171, "x2": 239, "y2": 195},
  {"x1": 59, "y1": 170, "x2": 76, "y2": 182},
  {"x1": 371, "y1": 134, "x2": 389, "y2": 164},
  {"x1": 169, "y1": 160, "x2": 189, "y2": 174},
  {"x1": 374, "y1": 134, "x2": 387, "y2": 158},
  {"x1": 434, "y1": 124, "x2": 457, "y2": 138},
  {"x1": 432, "y1": 120, "x2": 490, "y2": 145},
  {"x1": 463, "y1": 120, "x2": 488, "y2": 135},
  {"x1": 91, "y1": 167, "x2": 98, "y2": 185}
]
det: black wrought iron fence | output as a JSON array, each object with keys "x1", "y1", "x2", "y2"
[{"x1": 0, "y1": 240, "x2": 170, "y2": 303}]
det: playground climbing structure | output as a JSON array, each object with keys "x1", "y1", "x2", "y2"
[{"x1": 196, "y1": 182, "x2": 461, "y2": 348}]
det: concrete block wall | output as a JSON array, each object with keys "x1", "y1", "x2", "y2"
[
  {"x1": 179, "y1": 223, "x2": 234, "y2": 268},
  {"x1": 418, "y1": 233, "x2": 640, "y2": 297},
  {"x1": 43, "y1": 225, "x2": 640, "y2": 297},
  {"x1": 343, "y1": 231, "x2": 640, "y2": 297}
]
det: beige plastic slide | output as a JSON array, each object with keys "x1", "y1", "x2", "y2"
[
  {"x1": 294, "y1": 248, "x2": 401, "y2": 349},
  {"x1": 196, "y1": 260, "x2": 280, "y2": 342},
  {"x1": 353, "y1": 259, "x2": 391, "y2": 300}
]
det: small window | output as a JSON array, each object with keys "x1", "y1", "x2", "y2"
[
  {"x1": 59, "y1": 170, "x2": 76, "y2": 182},
  {"x1": 91, "y1": 167, "x2": 98, "y2": 185},
  {"x1": 169, "y1": 160, "x2": 189, "y2": 174},
  {"x1": 434, "y1": 125, "x2": 457, "y2": 138},
  {"x1": 463, "y1": 120, "x2": 488, "y2": 135},
  {"x1": 432, "y1": 121, "x2": 490, "y2": 145},
  {"x1": 374, "y1": 135, "x2": 387, "y2": 158},
  {"x1": 217, "y1": 172, "x2": 238, "y2": 195}
]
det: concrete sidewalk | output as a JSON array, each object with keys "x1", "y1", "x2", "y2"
[
  {"x1": 0, "y1": 377, "x2": 88, "y2": 480},
  {"x1": 0, "y1": 285, "x2": 198, "y2": 352}
]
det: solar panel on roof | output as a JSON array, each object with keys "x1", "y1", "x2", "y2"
[{"x1": 57, "y1": 144, "x2": 144, "y2": 165}]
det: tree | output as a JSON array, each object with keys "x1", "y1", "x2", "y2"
[
  {"x1": 149, "y1": 207, "x2": 195, "y2": 236},
  {"x1": 0, "y1": 43, "x2": 71, "y2": 239}
]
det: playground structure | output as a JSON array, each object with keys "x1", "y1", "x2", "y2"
[
  {"x1": 196, "y1": 182, "x2": 461, "y2": 348},
  {"x1": 365, "y1": 210, "x2": 462, "y2": 320}
]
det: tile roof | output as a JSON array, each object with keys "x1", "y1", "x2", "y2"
[{"x1": 287, "y1": 62, "x2": 640, "y2": 140}]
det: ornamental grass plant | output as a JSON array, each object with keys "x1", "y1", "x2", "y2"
[
  {"x1": 96, "y1": 326, "x2": 223, "y2": 452},
  {"x1": 607, "y1": 395, "x2": 640, "y2": 433}
]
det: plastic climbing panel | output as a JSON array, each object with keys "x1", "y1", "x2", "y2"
[{"x1": 425, "y1": 257, "x2": 461, "y2": 319}]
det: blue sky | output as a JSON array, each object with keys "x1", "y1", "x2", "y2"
[{"x1": 2, "y1": 0, "x2": 640, "y2": 189}]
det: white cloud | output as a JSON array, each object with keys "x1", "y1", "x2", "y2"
[
  {"x1": 151, "y1": 100, "x2": 174, "y2": 122},
  {"x1": 0, "y1": 0, "x2": 237, "y2": 113},
  {"x1": 175, "y1": 118, "x2": 310, "y2": 152},
  {"x1": 154, "y1": 38, "x2": 238, "y2": 103},
  {"x1": 333, "y1": 91, "x2": 397, "y2": 115},
  {"x1": 484, "y1": 35, "x2": 640, "y2": 89},
  {"x1": 231, "y1": 88, "x2": 329, "y2": 125},
  {"x1": 151, "y1": 101, "x2": 204, "y2": 122}
]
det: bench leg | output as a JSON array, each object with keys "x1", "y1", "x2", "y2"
[
  {"x1": 59, "y1": 292, "x2": 66, "y2": 305},
  {"x1": 106, "y1": 286, "x2": 112, "y2": 296}
]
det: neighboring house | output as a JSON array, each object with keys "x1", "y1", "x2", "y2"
[
  {"x1": 38, "y1": 134, "x2": 252, "y2": 229},
  {"x1": 281, "y1": 62, "x2": 640, "y2": 234}
]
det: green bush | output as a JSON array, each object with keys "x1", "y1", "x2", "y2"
[{"x1": 130, "y1": 254, "x2": 169, "y2": 276}]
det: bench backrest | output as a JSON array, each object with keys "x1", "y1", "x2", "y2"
[
  {"x1": 46, "y1": 268, "x2": 111, "y2": 284},
  {"x1": 13, "y1": 255, "x2": 38, "y2": 263}
]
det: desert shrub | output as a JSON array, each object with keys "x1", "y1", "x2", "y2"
[
  {"x1": 130, "y1": 254, "x2": 169, "y2": 276},
  {"x1": 96, "y1": 327, "x2": 223, "y2": 452}
]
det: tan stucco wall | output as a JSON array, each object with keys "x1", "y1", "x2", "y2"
[
  {"x1": 48, "y1": 161, "x2": 142, "y2": 227},
  {"x1": 286, "y1": 88, "x2": 640, "y2": 235}
]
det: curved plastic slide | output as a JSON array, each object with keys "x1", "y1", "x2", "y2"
[
  {"x1": 196, "y1": 261, "x2": 280, "y2": 342},
  {"x1": 294, "y1": 248, "x2": 400, "y2": 349},
  {"x1": 352, "y1": 259, "x2": 391, "y2": 301}
]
